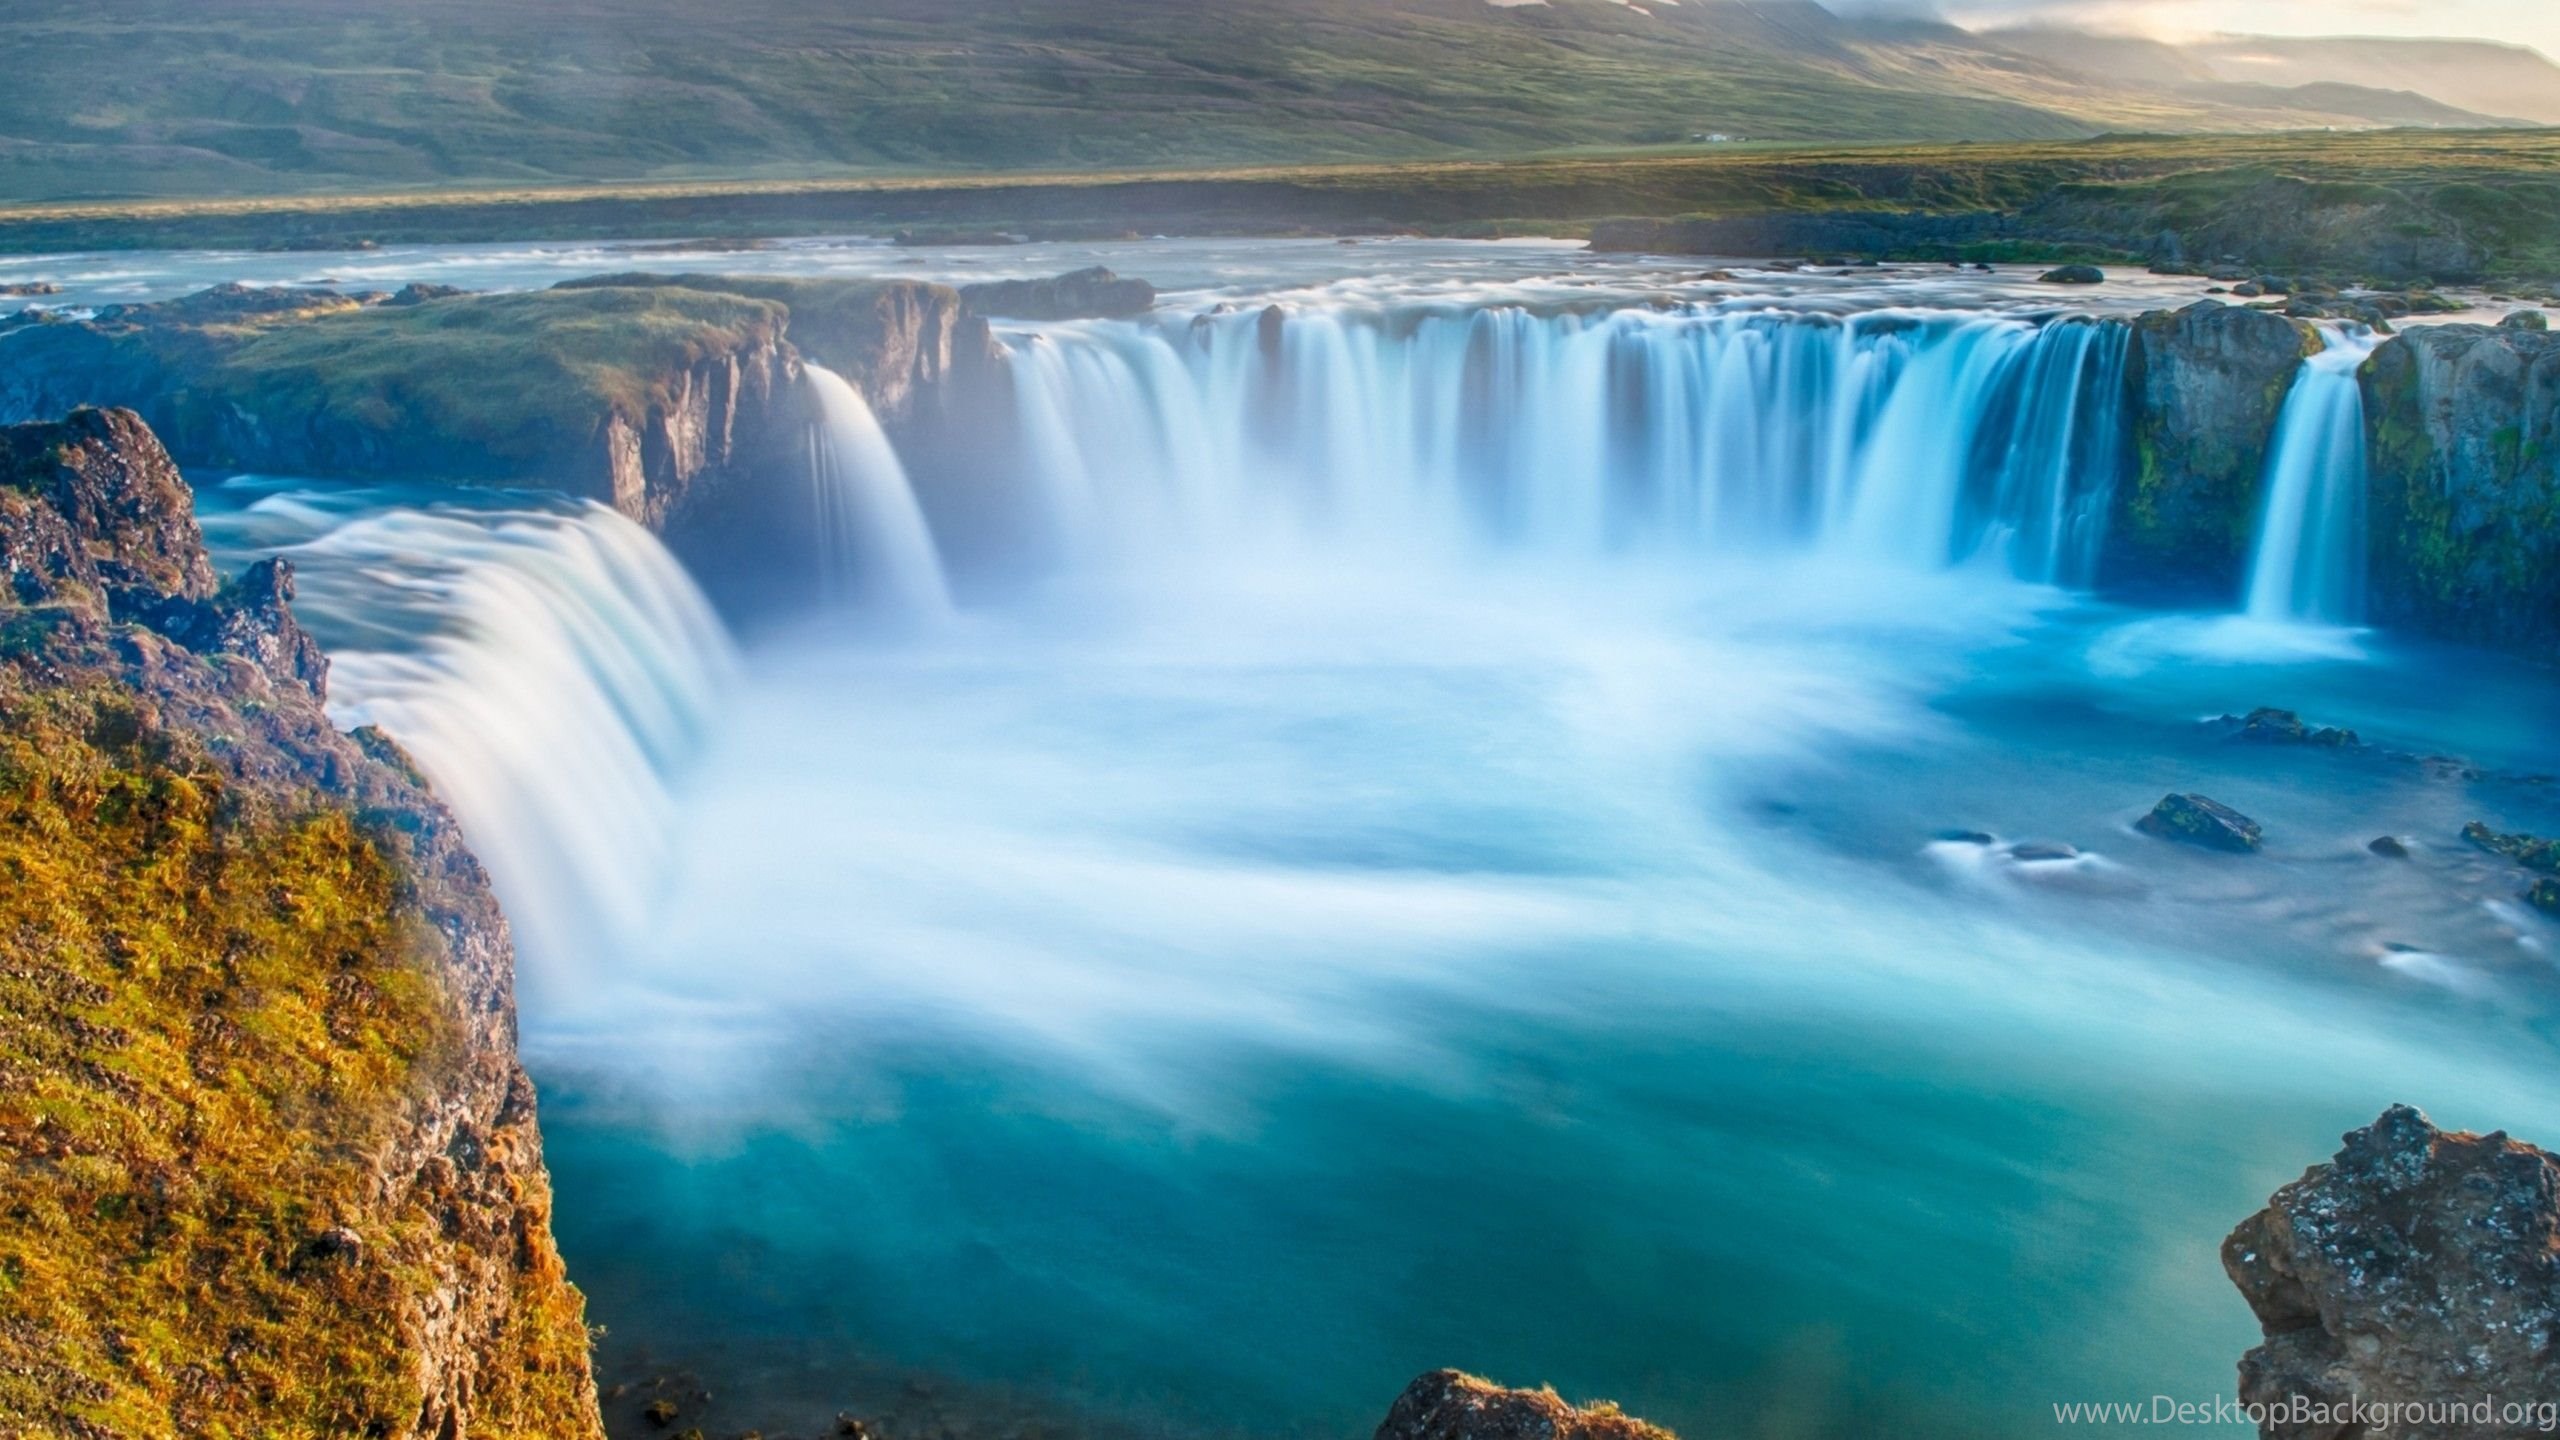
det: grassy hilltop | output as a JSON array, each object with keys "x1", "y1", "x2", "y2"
[{"x1": 3, "y1": 0, "x2": 2555, "y2": 204}]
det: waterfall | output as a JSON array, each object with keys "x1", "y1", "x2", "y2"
[
  {"x1": 2245, "y1": 331, "x2": 2378, "y2": 625},
  {"x1": 984, "y1": 305, "x2": 2131, "y2": 586},
  {"x1": 273, "y1": 501, "x2": 737, "y2": 1001},
  {"x1": 803, "y1": 364, "x2": 953, "y2": 617}
]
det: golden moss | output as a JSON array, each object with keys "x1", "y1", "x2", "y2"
[{"x1": 0, "y1": 673, "x2": 592, "y2": 1438}]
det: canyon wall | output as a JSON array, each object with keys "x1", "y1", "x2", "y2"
[{"x1": 0, "y1": 408, "x2": 601, "y2": 1438}]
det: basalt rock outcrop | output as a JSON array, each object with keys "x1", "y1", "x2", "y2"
[
  {"x1": 0, "y1": 282, "x2": 798, "y2": 530},
  {"x1": 958, "y1": 266, "x2": 1157, "y2": 321},
  {"x1": 0, "y1": 408, "x2": 601, "y2": 1438},
  {"x1": 1375, "y1": 1371, "x2": 1674, "y2": 1440},
  {"x1": 2104, "y1": 300, "x2": 2320, "y2": 598},
  {"x1": 2225, "y1": 1106, "x2": 2560, "y2": 1440},
  {"x1": 2359, "y1": 322, "x2": 2560, "y2": 649},
  {"x1": 551, "y1": 273, "x2": 984, "y2": 428}
]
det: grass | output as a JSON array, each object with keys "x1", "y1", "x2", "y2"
[
  {"x1": 5, "y1": 130, "x2": 2556, "y2": 282},
  {"x1": 0, "y1": 655, "x2": 593, "y2": 1436}
]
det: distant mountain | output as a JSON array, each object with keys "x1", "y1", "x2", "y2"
[
  {"x1": 0, "y1": 0, "x2": 2547, "y2": 204},
  {"x1": 2192, "y1": 36, "x2": 2560, "y2": 127}
]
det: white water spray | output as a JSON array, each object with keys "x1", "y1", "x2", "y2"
[
  {"x1": 2245, "y1": 331, "x2": 2377, "y2": 625},
  {"x1": 804, "y1": 364, "x2": 953, "y2": 618},
  {"x1": 992, "y1": 306, "x2": 2132, "y2": 586},
  {"x1": 284, "y1": 503, "x2": 737, "y2": 1002}
]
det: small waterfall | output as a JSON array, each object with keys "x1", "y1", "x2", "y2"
[
  {"x1": 2245, "y1": 331, "x2": 2378, "y2": 625},
  {"x1": 803, "y1": 364, "x2": 953, "y2": 617},
  {"x1": 274, "y1": 501, "x2": 737, "y2": 1001},
  {"x1": 981, "y1": 305, "x2": 2131, "y2": 586}
]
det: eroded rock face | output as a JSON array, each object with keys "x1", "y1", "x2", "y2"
[
  {"x1": 1375, "y1": 1371, "x2": 1674, "y2": 1440},
  {"x1": 2106, "y1": 301, "x2": 2319, "y2": 598},
  {"x1": 2226, "y1": 1106, "x2": 2560, "y2": 1440},
  {"x1": 2361, "y1": 323, "x2": 2560, "y2": 650},
  {"x1": 0, "y1": 408, "x2": 601, "y2": 1438}
]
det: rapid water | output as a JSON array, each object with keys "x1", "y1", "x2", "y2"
[
  {"x1": 196, "y1": 484, "x2": 736, "y2": 1006},
  {"x1": 172, "y1": 262, "x2": 2560, "y2": 1440},
  {"x1": 805, "y1": 364, "x2": 954, "y2": 618},
  {"x1": 989, "y1": 308, "x2": 2128, "y2": 586},
  {"x1": 2244, "y1": 332, "x2": 2378, "y2": 626}
]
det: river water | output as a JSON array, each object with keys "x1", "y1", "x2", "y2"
[{"x1": 133, "y1": 237, "x2": 2560, "y2": 1439}]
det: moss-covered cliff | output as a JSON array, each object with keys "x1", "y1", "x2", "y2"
[
  {"x1": 0, "y1": 408, "x2": 600, "y2": 1439},
  {"x1": 2102, "y1": 300, "x2": 2320, "y2": 599},
  {"x1": 2360, "y1": 321, "x2": 2560, "y2": 648}
]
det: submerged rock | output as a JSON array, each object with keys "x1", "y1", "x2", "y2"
[
  {"x1": 2038, "y1": 264, "x2": 2105, "y2": 284},
  {"x1": 2462, "y1": 820, "x2": 2560, "y2": 873},
  {"x1": 1375, "y1": 1371, "x2": 1673, "y2": 1440},
  {"x1": 2229, "y1": 706, "x2": 2361, "y2": 748},
  {"x1": 2136, "y1": 792, "x2": 2263, "y2": 852},
  {"x1": 2225, "y1": 1105, "x2": 2560, "y2": 1438},
  {"x1": 2368, "y1": 835, "x2": 2412, "y2": 859}
]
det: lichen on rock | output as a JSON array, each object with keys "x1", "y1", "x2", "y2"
[
  {"x1": 1374, "y1": 1371, "x2": 1675, "y2": 1440},
  {"x1": 0, "y1": 408, "x2": 601, "y2": 1439},
  {"x1": 2225, "y1": 1105, "x2": 2560, "y2": 1440}
]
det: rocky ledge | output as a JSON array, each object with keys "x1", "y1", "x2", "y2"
[
  {"x1": 0, "y1": 408, "x2": 600, "y2": 1437},
  {"x1": 2226, "y1": 1105, "x2": 2559, "y2": 1440},
  {"x1": 1375, "y1": 1371, "x2": 1673, "y2": 1440}
]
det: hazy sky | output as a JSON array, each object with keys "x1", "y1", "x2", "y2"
[{"x1": 1933, "y1": 0, "x2": 2560, "y2": 58}]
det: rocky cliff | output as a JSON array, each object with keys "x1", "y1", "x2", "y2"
[
  {"x1": 2360, "y1": 321, "x2": 2560, "y2": 649},
  {"x1": 2103, "y1": 300, "x2": 2321, "y2": 598},
  {"x1": 2226, "y1": 1105, "x2": 2558, "y2": 1440},
  {"x1": 0, "y1": 408, "x2": 601, "y2": 1439}
]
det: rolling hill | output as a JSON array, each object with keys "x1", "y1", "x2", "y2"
[{"x1": 0, "y1": 0, "x2": 2552, "y2": 203}]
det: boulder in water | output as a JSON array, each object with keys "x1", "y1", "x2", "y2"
[
  {"x1": 2136, "y1": 792, "x2": 2262, "y2": 851},
  {"x1": 1374, "y1": 1371, "x2": 1673, "y2": 1440},
  {"x1": 2368, "y1": 835, "x2": 2412, "y2": 858},
  {"x1": 2038, "y1": 264, "x2": 2105, "y2": 284},
  {"x1": 2501, "y1": 308, "x2": 2549, "y2": 331},
  {"x1": 2225, "y1": 1105, "x2": 2560, "y2": 1436},
  {"x1": 2529, "y1": 878, "x2": 2560, "y2": 915},
  {"x1": 2462, "y1": 820, "x2": 2560, "y2": 873},
  {"x1": 2229, "y1": 706, "x2": 2361, "y2": 748}
]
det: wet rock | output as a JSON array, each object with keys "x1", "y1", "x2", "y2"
[
  {"x1": 2224, "y1": 1105, "x2": 2560, "y2": 1437},
  {"x1": 2008, "y1": 841, "x2": 2081, "y2": 862},
  {"x1": 2368, "y1": 835, "x2": 2412, "y2": 858},
  {"x1": 2462, "y1": 821, "x2": 2560, "y2": 873},
  {"x1": 2038, "y1": 264, "x2": 2104, "y2": 284},
  {"x1": 1375, "y1": 1371, "x2": 1673, "y2": 1440},
  {"x1": 647, "y1": 1399, "x2": 681, "y2": 1427},
  {"x1": 838, "y1": 1417, "x2": 873, "y2": 1438},
  {"x1": 1934, "y1": 828, "x2": 1995, "y2": 846},
  {"x1": 2107, "y1": 302, "x2": 2320, "y2": 597},
  {"x1": 2360, "y1": 322, "x2": 2560, "y2": 649},
  {"x1": 2529, "y1": 879, "x2": 2560, "y2": 915},
  {"x1": 2229, "y1": 706, "x2": 2361, "y2": 748},
  {"x1": 958, "y1": 267, "x2": 1154, "y2": 321},
  {"x1": 2136, "y1": 793, "x2": 2262, "y2": 852},
  {"x1": 0, "y1": 282, "x2": 60, "y2": 298},
  {"x1": 2501, "y1": 308, "x2": 2549, "y2": 332}
]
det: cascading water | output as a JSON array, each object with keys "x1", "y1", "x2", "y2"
[
  {"x1": 804, "y1": 364, "x2": 953, "y2": 618},
  {"x1": 2245, "y1": 330, "x2": 2379, "y2": 625},
  {"x1": 992, "y1": 305, "x2": 2131, "y2": 586},
  {"x1": 210, "y1": 495, "x2": 738, "y2": 1004}
]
